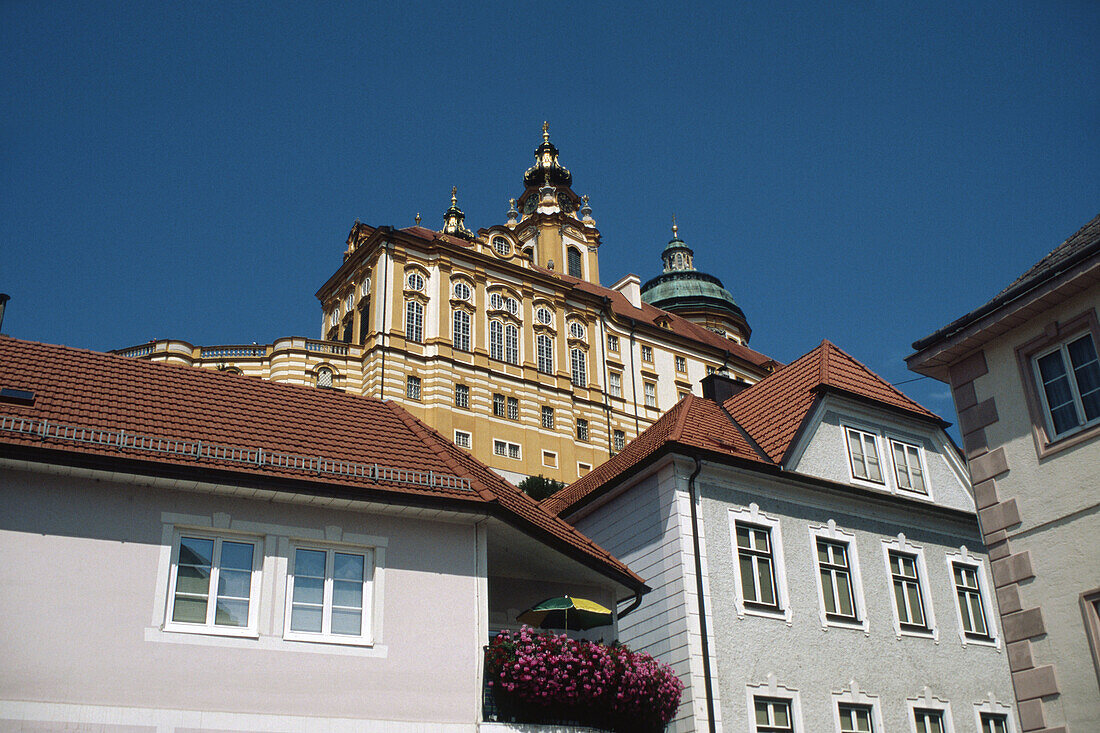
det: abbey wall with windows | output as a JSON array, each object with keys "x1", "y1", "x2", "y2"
[{"x1": 117, "y1": 126, "x2": 775, "y2": 484}]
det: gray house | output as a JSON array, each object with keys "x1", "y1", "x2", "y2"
[
  {"x1": 545, "y1": 341, "x2": 1018, "y2": 733},
  {"x1": 908, "y1": 213, "x2": 1100, "y2": 733}
]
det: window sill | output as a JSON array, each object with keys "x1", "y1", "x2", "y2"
[
  {"x1": 741, "y1": 603, "x2": 789, "y2": 623},
  {"x1": 897, "y1": 624, "x2": 936, "y2": 639},
  {"x1": 823, "y1": 615, "x2": 867, "y2": 632},
  {"x1": 283, "y1": 631, "x2": 374, "y2": 647},
  {"x1": 1036, "y1": 420, "x2": 1100, "y2": 459},
  {"x1": 163, "y1": 622, "x2": 259, "y2": 639},
  {"x1": 961, "y1": 632, "x2": 999, "y2": 648}
]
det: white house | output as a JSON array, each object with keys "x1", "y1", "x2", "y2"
[{"x1": 544, "y1": 341, "x2": 1019, "y2": 733}]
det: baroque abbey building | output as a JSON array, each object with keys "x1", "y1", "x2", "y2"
[{"x1": 118, "y1": 125, "x2": 776, "y2": 483}]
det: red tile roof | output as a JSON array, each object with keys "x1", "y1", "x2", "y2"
[
  {"x1": 0, "y1": 336, "x2": 643, "y2": 589},
  {"x1": 545, "y1": 340, "x2": 946, "y2": 516},
  {"x1": 541, "y1": 394, "x2": 769, "y2": 515},
  {"x1": 724, "y1": 340, "x2": 945, "y2": 463}
]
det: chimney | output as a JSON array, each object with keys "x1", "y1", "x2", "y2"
[
  {"x1": 701, "y1": 372, "x2": 751, "y2": 403},
  {"x1": 610, "y1": 274, "x2": 642, "y2": 309}
]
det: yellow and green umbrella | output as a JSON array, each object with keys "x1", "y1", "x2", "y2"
[{"x1": 516, "y1": 595, "x2": 614, "y2": 631}]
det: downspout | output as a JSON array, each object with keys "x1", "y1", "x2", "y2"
[
  {"x1": 379, "y1": 242, "x2": 391, "y2": 399},
  {"x1": 687, "y1": 454, "x2": 717, "y2": 733},
  {"x1": 628, "y1": 319, "x2": 640, "y2": 435}
]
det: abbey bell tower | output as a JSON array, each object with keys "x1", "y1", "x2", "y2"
[{"x1": 504, "y1": 123, "x2": 602, "y2": 284}]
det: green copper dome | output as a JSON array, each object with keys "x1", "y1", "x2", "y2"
[{"x1": 640, "y1": 221, "x2": 751, "y2": 340}]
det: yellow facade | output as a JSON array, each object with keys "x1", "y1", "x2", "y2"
[{"x1": 118, "y1": 127, "x2": 775, "y2": 484}]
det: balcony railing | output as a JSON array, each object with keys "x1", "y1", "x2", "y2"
[{"x1": 200, "y1": 345, "x2": 267, "y2": 358}]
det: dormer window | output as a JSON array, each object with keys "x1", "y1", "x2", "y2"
[
  {"x1": 316, "y1": 367, "x2": 333, "y2": 388},
  {"x1": 845, "y1": 427, "x2": 884, "y2": 484},
  {"x1": 891, "y1": 440, "x2": 927, "y2": 494},
  {"x1": 493, "y1": 236, "x2": 511, "y2": 256}
]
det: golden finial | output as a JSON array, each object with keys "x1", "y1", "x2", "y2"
[
  {"x1": 451, "y1": 186, "x2": 458, "y2": 206},
  {"x1": 542, "y1": 121, "x2": 550, "y2": 142},
  {"x1": 582, "y1": 194, "x2": 589, "y2": 205},
  {"x1": 415, "y1": 212, "x2": 421, "y2": 225},
  {"x1": 672, "y1": 214, "x2": 678, "y2": 238}
]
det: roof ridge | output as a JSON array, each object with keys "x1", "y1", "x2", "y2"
[
  {"x1": 669, "y1": 394, "x2": 695, "y2": 443},
  {"x1": 821, "y1": 341, "x2": 941, "y2": 419},
  {"x1": 818, "y1": 340, "x2": 832, "y2": 384}
]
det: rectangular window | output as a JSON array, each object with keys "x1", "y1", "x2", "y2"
[
  {"x1": 507, "y1": 396, "x2": 519, "y2": 421},
  {"x1": 1033, "y1": 332, "x2": 1100, "y2": 436},
  {"x1": 952, "y1": 562, "x2": 990, "y2": 639},
  {"x1": 607, "y1": 334, "x2": 619, "y2": 352},
  {"x1": 285, "y1": 545, "x2": 373, "y2": 644},
  {"x1": 405, "y1": 300, "x2": 423, "y2": 343},
  {"x1": 490, "y1": 321, "x2": 504, "y2": 361},
  {"x1": 736, "y1": 523, "x2": 779, "y2": 609},
  {"x1": 608, "y1": 371, "x2": 622, "y2": 398},
  {"x1": 675, "y1": 355, "x2": 687, "y2": 372},
  {"x1": 890, "y1": 551, "x2": 929, "y2": 630},
  {"x1": 641, "y1": 345, "x2": 653, "y2": 362},
  {"x1": 494, "y1": 440, "x2": 520, "y2": 459},
  {"x1": 452, "y1": 309, "x2": 471, "y2": 352},
  {"x1": 891, "y1": 440, "x2": 926, "y2": 493},
  {"x1": 505, "y1": 323, "x2": 519, "y2": 365},
  {"x1": 754, "y1": 697, "x2": 793, "y2": 732},
  {"x1": 578, "y1": 462, "x2": 591, "y2": 477},
  {"x1": 455, "y1": 383, "x2": 469, "y2": 408},
  {"x1": 454, "y1": 430, "x2": 471, "y2": 449},
  {"x1": 537, "y1": 333, "x2": 554, "y2": 374},
  {"x1": 493, "y1": 393, "x2": 505, "y2": 417},
  {"x1": 508, "y1": 443, "x2": 520, "y2": 459},
  {"x1": 846, "y1": 427, "x2": 883, "y2": 483},
  {"x1": 406, "y1": 375, "x2": 421, "y2": 400},
  {"x1": 614, "y1": 429, "x2": 626, "y2": 452},
  {"x1": 913, "y1": 709, "x2": 945, "y2": 733},
  {"x1": 542, "y1": 450, "x2": 557, "y2": 468},
  {"x1": 838, "y1": 704, "x2": 874, "y2": 732},
  {"x1": 571, "y1": 348, "x2": 587, "y2": 387},
  {"x1": 168, "y1": 534, "x2": 259, "y2": 633},
  {"x1": 577, "y1": 418, "x2": 589, "y2": 441},
  {"x1": 541, "y1": 406, "x2": 554, "y2": 429},
  {"x1": 817, "y1": 539, "x2": 858, "y2": 621},
  {"x1": 980, "y1": 713, "x2": 1008, "y2": 733},
  {"x1": 644, "y1": 381, "x2": 657, "y2": 408},
  {"x1": 358, "y1": 304, "x2": 370, "y2": 344}
]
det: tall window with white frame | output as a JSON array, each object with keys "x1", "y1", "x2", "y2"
[
  {"x1": 608, "y1": 371, "x2": 622, "y2": 398},
  {"x1": 453, "y1": 309, "x2": 471, "y2": 351},
  {"x1": 576, "y1": 418, "x2": 589, "y2": 442},
  {"x1": 505, "y1": 323, "x2": 519, "y2": 365},
  {"x1": 838, "y1": 703, "x2": 874, "y2": 732},
  {"x1": 537, "y1": 333, "x2": 554, "y2": 373},
  {"x1": 168, "y1": 534, "x2": 257, "y2": 631},
  {"x1": 286, "y1": 545, "x2": 372, "y2": 643},
  {"x1": 980, "y1": 712, "x2": 1009, "y2": 733},
  {"x1": 817, "y1": 539, "x2": 858, "y2": 621},
  {"x1": 891, "y1": 440, "x2": 926, "y2": 494},
  {"x1": 541, "y1": 406, "x2": 554, "y2": 429},
  {"x1": 406, "y1": 375, "x2": 421, "y2": 400},
  {"x1": 571, "y1": 348, "x2": 586, "y2": 387},
  {"x1": 753, "y1": 697, "x2": 793, "y2": 732},
  {"x1": 644, "y1": 381, "x2": 657, "y2": 408},
  {"x1": 405, "y1": 300, "x2": 424, "y2": 343},
  {"x1": 1033, "y1": 332, "x2": 1100, "y2": 437},
  {"x1": 455, "y1": 383, "x2": 469, "y2": 408},
  {"x1": 889, "y1": 551, "x2": 929, "y2": 631},
  {"x1": 845, "y1": 427, "x2": 883, "y2": 483},
  {"x1": 912, "y1": 709, "x2": 945, "y2": 733},
  {"x1": 489, "y1": 321, "x2": 504, "y2": 361},
  {"x1": 736, "y1": 523, "x2": 780, "y2": 610},
  {"x1": 951, "y1": 562, "x2": 991, "y2": 640}
]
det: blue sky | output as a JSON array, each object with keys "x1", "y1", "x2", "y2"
[{"x1": 2, "y1": 1, "x2": 1098, "y2": 430}]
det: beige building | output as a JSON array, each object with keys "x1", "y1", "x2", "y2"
[
  {"x1": 117, "y1": 125, "x2": 776, "y2": 484},
  {"x1": 908, "y1": 213, "x2": 1100, "y2": 733}
]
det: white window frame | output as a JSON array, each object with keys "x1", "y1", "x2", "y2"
[
  {"x1": 608, "y1": 371, "x2": 622, "y2": 398},
  {"x1": 452, "y1": 280, "x2": 471, "y2": 301},
  {"x1": 542, "y1": 450, "x2": 557, "y2": 468},
  {"x1": 1031, "y1": 332, "x2": 1100, "y2": 439},
  {"x1": 455, "y1": 383, "x2": 469, "y2": 408},
  {"x1": 284, "y1": 542, "x2": 375, "y2": 646},
  {"x1": 675, "y1": 355, "x2": 687, "y2": 373},
  {"x1": 882, "y1": 535, "x2": 938, "y2": 640},
  {"x1": 494, "y1": 439, "x2": 520, "y2": 459},
  {"x1": 405, "y1": 375, "x2": 421, "y2": 400},
  {"x1": 571, "y1": 348, "x2": 587, "y2": 387},
  {"x1": 505, "y1": 297, "x2": 519, "y2": 316},
  {"x1": 405, "y1": 300, "x2": 424, "y2": 343},
  {"x1": 906, "y1": 693, "x2": 954, "y2": 733},
  {"x1": 453, "y1": 309, "x2": 471, "y2": 352},
  {"x1": 577, "y1": 462, "x2": 591, "y2": 477},
  {"x1": 576, "y1": 418, "x2": 589, "y2": 442},
  {"x1": 729, "y1": 504, "x2": 792, "y2": 623},
  {"x1": 493, "y1": 236, "x2": 511, "y2": 256},
  {"x1": 316, "y1": 366, "x2": 334, "y2": 388},
  {"x1": 489, "y1": 320, "x2": 504, "y2": 361},
  {"x1": 569, "y1": 321, "x2": 586, "y2": 341},
  {"x1": 607, "y1": 334, "x2": 619, "y2": 352},
  {"x1": 746, "y1": 680, "x2": 803, "y2": 733},
  {"x1": 535, "y1": 306, "x2": 553, "y2": 325},
  {"x1": 405, "y1": 271, "x2": 425, "y2": 291},
  {"x1": 809, "y1": 522, "x2": 869, "y2": 632},
  {"x1": 537, "y1": 333, "x2": 554, "y2": 374},
  {"x1": 613, "y1": 429, "x2": 626, "y2": 452},
  {"x1": 972, "y1": 699, "x2": 1016, "y2": 733},
  {"x1": 505, "y1": 323, "x2": 519, "y2": 365},
  {"x1": 164, "y1": 530, "x2": 263, "y2": 638},
  {"x1": 641, "y1": 344, "x2": 653, "y2": 362},
  {"x1": 844, "y1": 425, "x2": 885, "y2": 486},
  {"x1": 644, "y1": 380, "x2": 657, "y2": 408},
  {"x1": 890, "y1": 438, "x2": 929, "y2": 496},
  {"x1": 454, "y1": 430, "x2": 471, "y2": 449},
  {"x1": 490, "y1": 292, "x2": 504, "y2": 311},
  {"x1": 944, "y1": 548, "x2": 999, "y2": 647},
  {"x1": 492, "y1": 393, "x2": 505, "y2": 417},
  {"x1": 541, "y1": 405, "x2": 554, "y2": 429},
  {"x1": 507, "y1": 396, "x2": 519, "y2": 421},
  {"x1": 832, "y1": 683, "x2": 884, "y2": 733}
]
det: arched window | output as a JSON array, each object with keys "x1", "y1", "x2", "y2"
[
  {"x1": 536, "y1": 307, "x2": 553, "y2": 325},
  {"x1": 406, "y1": 272, "x2": 425, "y2": 291},
  {"x1": 405, "y1": 300, "x2": 424, "y2": 343},
  {"x1": 493, "y1": 236, "x2": 511, "y2": 256},
  {"x1": 453, "y1": 281, "x2": 472, "y2": 301},
  {"x1": 569, "y1": 321, "x2": 586, "y2": 341},
  {"x1": 505, "y1": 323, "x2": 519, "y2": 365},
  {"x1": 489, "y1": 320, "x2": 504, "y2": 361},
  {"x1": 316, "y1": 367, "x2": 333, "y2": 388},
  {"x1": 567, "y1": 247, "x2": 583, "y2": 278},
  {"x1": 537, "y1": 333, "x2": 554, "y2": 374},
  {"x1": 505, "y1": 297, "x2": 519, "y2": 315},
  {"x1": 570, "y1": 348, "x2": 586, "y2": 387},
  {"x1": 490, "y1": 293, "x2": 504, "y2": 310},
  {"x1": 360, "y1": 278, "x2": 371, "y2": 297},
  {"x1": 453, "y1": 310, "x2": 471, "y2": 351}
]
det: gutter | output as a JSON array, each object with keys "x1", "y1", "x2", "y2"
[{"x1": 686, "y1": 454, "x2": 717, "y2": 733}]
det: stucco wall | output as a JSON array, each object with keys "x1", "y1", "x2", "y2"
[
  {"x1": 0, "y1": 467, "x2": 485, "y2": 729},
  {"x1": 698, "y1": 464, "x2": 1018, "y2": 733}
]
